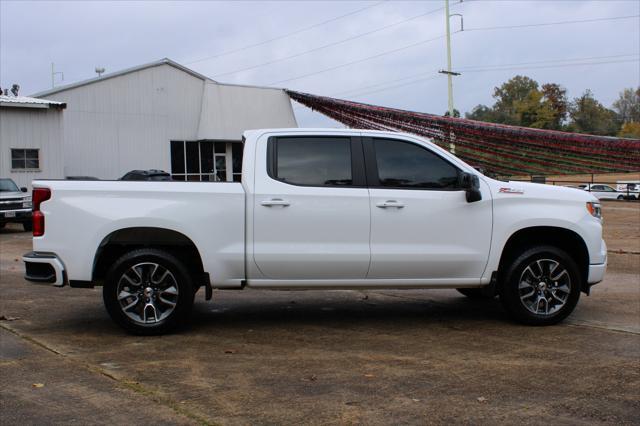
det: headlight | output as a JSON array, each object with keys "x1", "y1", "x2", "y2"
[
  {"x1": 586, "y1": 202, "x2": 601, "y2": 219},
  {"x1": 23, "y1": 199, "x2": 32, "y2": 209}
]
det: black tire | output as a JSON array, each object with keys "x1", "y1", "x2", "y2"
[
  {"x1": 103, "y1": 248, "x2": 195, "y2": 335},
  {"x1": 617, "y1": 195, "x2": 624, "y2": 200},
  {"x1": 0, "y1": 223, "x2": 6, "y2": 229},
  {"x1": 22, "y1": 221, "x2": 32, "y2": 232},
  {"x1": 456, "y1": 288, "x2": 494, "y2": 299},
  {"x1": 500, "y1": 245, "x2": 581, "y2": 326}
]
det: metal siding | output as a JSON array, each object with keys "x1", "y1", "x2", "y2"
[
  {"x1": 33, "y1": 62, "x2": 298, "y2": 180},
  {"x1": 0, "y1": 108, "x2": 64, "y2": 189},
  {"x1": 197, "y1": 83, "x2": 298, "y2": 140},
  {"x1": 44, "y1": 64, "x2": 205, "y2": 179}
]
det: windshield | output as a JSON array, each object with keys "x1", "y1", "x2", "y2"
[{"x1": 0, "y1": 179, "x2": 20, "y2": 192}]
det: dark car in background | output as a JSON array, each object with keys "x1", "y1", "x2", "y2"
[
  {"x1": 120, "y1": 169, "x2": 172, "y2": 181},
  {"x1": 0, "y1": 178, "x2": 32, "y2": 231}
]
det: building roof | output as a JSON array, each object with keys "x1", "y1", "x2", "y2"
[
  {"x1": 0, "y1": 95, "x2": 66, "y2": 109},
  {"x1": 31, "y1": 58, "x2": 214, "y2": 98}
]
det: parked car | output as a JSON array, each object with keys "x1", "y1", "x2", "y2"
[
  {"x1": 66, "y1": 176, "x2": 100, "y2": 181},
  {"x1": 23, "y1": 129, "x2": 607, "y2": 334},
  {"x1": 0, "y1": 178, "x2": 32, "y2": 231},
  {"x1": 578, "y1": 184, "x2": 625, "y2": 200},
  {"x1": 120, "y1": 169, "x2": 172, "y2": 181},
  {"x1": 616, "y1": 181, "x2": 639, "y2": 200}
]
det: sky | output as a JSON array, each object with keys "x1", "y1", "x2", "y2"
[{"x1": 1, "y1": 0, "x2": 638, "y2": 127}]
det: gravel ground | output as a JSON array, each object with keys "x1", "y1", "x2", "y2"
[{"x1": 1, "y1": 201, "x2": 638, "y2": 425}]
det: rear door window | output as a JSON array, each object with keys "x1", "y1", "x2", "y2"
[{"x1": 271, "y1": 137, "x2": 353, "y2": 186}]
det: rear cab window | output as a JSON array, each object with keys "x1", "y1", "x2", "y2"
[{"x1": 267, "y1": 136, "x2": 365, "y2": 187}]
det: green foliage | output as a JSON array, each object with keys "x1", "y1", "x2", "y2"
[
  {"x1": 464, "y1": 76, "x2": 626, "y2": 136},
  {"x1": 443, "y1": 108, "x2": 460, "y2": 118},
  {"x1": 567, "y1": 90, "x2": 620, "y2": 136},
  {"x1": 492, "y1": 75, "x2": 539, "y2": 124},
  {"x1": 612, "y1": 88, "x2": 640, "y2": 124},
  {"x1": 618, "y1": 122, "x2": 640, "y2": 138}
]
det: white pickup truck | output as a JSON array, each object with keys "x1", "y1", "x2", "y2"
[{"x1": 23, "y1": 129, "x2": 607, "y2": 334}]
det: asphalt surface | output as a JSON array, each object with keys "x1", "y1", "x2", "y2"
[{"x1": 1, "y1": 202, "x2": 638, "y2": 425}]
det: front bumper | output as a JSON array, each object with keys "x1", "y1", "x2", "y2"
[
  {"x1": 587, "y1": 239, "x2": 607, "y2": 285},
  {"x1": 0, "y1": 208, "x2": 32, "y2": 223},
  {"x1": 23, "y1": 251, "x2": 67, "y2": 287}
]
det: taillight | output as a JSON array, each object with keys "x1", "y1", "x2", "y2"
[{"x1": 32, "y1": 188, "x2": 51, "y2": 237}]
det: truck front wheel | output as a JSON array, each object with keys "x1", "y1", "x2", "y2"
[
  {"x1": 500, "y1": 245, "x2": 581, "y2": 326},
  {"x1": 103, "y1": 248, "x2": 195, "y2": 335}
]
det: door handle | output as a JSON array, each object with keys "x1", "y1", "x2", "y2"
[
  {"x1": 261, "y1": 198, "x2": 290, "y2": 207},
  {"x1": 376, "y1": 200, "x2": 405, "y2": 208}
]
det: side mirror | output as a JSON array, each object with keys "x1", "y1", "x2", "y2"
[
  {"x1": 20, "y1": 187, "x2": 28, "y2": 193},
  {"x1": 460, "y1": 172, "x2": 482, "y2": 203}
]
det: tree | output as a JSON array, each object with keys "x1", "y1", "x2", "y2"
[
  {"x1": 443, "y1": 108, "x2": 460, "y2": 118},
  {"x1": 618, "y1": 122, "x2": 640, "y2": 138},
  {"x1": 541, "y1": 83, "x2": 568, "y2": 129},
  {"x1": 465, "y1": 104, "x2": 499, "y2": 122},
  {"x1": 492, "y1": 75, "x2": 539, "y2": 124},
  {"x1": 612, "y1": 88, "x2": 640, "y2": 124},
  {"x1": 513, "y1": 89, "x2": 557, "y2": 129},
  {"x1": 465, "y1": 76, "x2": 566, "y2": 129},
  {"x1": 567, "y1": 90, "x2": 620, "y2": 136}
]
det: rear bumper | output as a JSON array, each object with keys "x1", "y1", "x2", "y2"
[
  {"x1": 0, "y1": 208, "x2": 31, "y2": 223},
  {"x1": 23, "y1": 251, "x2": 66, "y2": 287}
]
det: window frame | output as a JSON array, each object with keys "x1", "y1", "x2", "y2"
[
  {"x1": 170, "y1": 140, "x2": 240, "y2": 182},
  {"x1": 10, "y1": 148, "x2": 40, "y2": 171},
  {"x1": 362, "y1": 137, "x2": 463, "y2": 191},
  {"x1": 266, "y1": 136, "x2": 367, "y2": 188}
]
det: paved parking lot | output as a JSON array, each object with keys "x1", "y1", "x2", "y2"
[{"x1": 1, "y1": 202, "x2": 638, "y2": 425}]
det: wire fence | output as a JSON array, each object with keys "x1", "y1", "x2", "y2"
[{"x1": 502, "y1": 175, "x2": 639, "y2": 201}]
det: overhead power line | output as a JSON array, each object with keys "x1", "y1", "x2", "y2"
[
  {"x1": 185, "y1": 0, "x2": 387, "y2": 65},
  {"x1": 456, "y1": 53, "x2": 639, "y2": 71},
  {"x1": 212, "y1": 4, "x2": 447, "y2": 78},
  {"x1": 268, "y1": 33, "x2": 448, "y2": 85},
  {"x1": 293, "y1": 53, "x2": 639, "y2": 109},
  {"x1": 463, "y1": 58, "x2": 639, "y2": 73},
  {"x1": 266, "y1": 13, "x2": 638, "y2": 87},
  {"x1": 465, "y1": 14, "x2": 640, "y2": 32}
]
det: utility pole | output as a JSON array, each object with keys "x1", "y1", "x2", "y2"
[
  {"x1": 444, "y1": 0, "x2": 454, "y2": 117},
  {"x1": 51, "y1": 63, "x2": 64, "y2": 88},
  {"x1": 439, "y1": 0, "x2": 462, "y2": 153}
]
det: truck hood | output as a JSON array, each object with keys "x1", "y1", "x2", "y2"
[
  {"x1": 486, "y1": 179, "x2": 597, "y2": 203},
  {"x1": 0, "y1": 191, "x2": 27, "y2": 200}
]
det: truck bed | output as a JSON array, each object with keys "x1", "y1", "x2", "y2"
[{"x1": 31, "y1": 180, "x2": 246, "y2": 287}]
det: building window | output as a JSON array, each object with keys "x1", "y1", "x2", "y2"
[
  {"x1": 170, "y1": 141, "x2": 240, "y2": 182},
  {"x1": 11, "y1": 149, "x2": 40, "y2": 170}
]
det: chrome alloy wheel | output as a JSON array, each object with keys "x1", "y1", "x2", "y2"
[
  {"x1": 116, "y1": 262, "x2": 179, "y2": 325},
  {"x1": 518, "y1": 259, "x2": 571, "y2": 316}
]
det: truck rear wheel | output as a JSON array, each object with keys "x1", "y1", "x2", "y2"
[
  {"x1": 103, "y1": 248, "x2": 195, "y2": 335},
  {"x1": 500, "y1": 245, "x2": 581, "y2": 326}
]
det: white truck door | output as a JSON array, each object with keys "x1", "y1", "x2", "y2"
[
  {"x1": 364, "y1": 137, "x2": 492, "y2": 281},
  {"x1": 252, "y1": 135, "x2": 370, "y2": 280}
]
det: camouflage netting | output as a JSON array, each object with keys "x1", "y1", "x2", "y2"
[{"x1": 287, "y1": 90, "x2": 640, "y2": 176}]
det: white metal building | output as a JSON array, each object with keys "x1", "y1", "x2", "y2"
[
  {"x1": 32, "y1": 58, "x2": 297, "y2": 181},
  {"x1": 0, "y1": 95, "x2": 66, "y2": 189}
]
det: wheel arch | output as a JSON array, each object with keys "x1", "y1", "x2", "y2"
[
  {"x1": 497, "y1": 226, "x2": 590, "y2": 294},
  {"x1": 92, "y1": 227, "x2": 205, "y2": 285}
]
